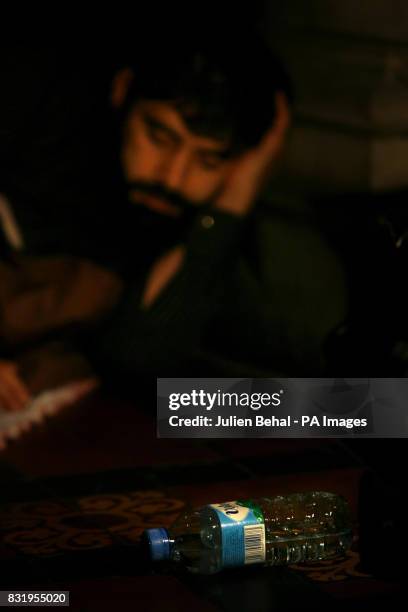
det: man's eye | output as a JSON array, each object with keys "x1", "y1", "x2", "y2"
[
  {"x1": 148, "y1": 127, "x2": 174, "y2": 146},
  {"x1": 147, "y1": 126, "x2": 173, "y2": 146},
  {"x1": 199, "y1": 155, "x2": 224, "y2": 171}
]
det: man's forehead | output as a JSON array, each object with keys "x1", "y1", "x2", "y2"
[{"x1": 133, "y1": 100, "x2": 232, "y2": 154}]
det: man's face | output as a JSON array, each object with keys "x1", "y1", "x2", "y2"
[{"x1": 120, "y1": 100, "x2": 234, "y2": 217}]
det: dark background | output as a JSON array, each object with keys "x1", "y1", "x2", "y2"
[
  {"x1": 1, "y1": 2, "x2": 406, "y2": 472},
  {"x1": 1, "y1": 3, "x2": 407, "y2": 608}
]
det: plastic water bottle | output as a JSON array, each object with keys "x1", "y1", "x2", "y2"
[{"x1": 144, "y1": 491, "x2": 352, "y2": 574}]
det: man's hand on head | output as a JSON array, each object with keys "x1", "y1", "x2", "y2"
[
  {"x1": 214, "y1": 92, "x2": 290, "y2": 217},
  {"x1": 0, "y1": 360, "x2": 31, "y2": 412}
]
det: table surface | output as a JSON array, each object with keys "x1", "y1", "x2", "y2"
[{"x1": 0, "y1": 389, "x2": 403, "y2": 611}]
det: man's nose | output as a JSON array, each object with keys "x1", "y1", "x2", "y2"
[{"x1": 158, "y1": 149, "x2": 191, "y2": 192}]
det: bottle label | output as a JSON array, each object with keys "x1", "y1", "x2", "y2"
[{"x1": 210, "y1": 500, "x2": 266, "y2": 568}]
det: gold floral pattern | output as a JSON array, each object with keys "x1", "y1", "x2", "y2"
[
  {"x1": 1, "y1": 494, "x2": 373, "y2": 583},
  {"x1": 1, "y1": 490, "x2": 185, "y2": 557}
]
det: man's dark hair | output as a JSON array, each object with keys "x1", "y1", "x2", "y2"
[{"x1": 121, "y1": 28, "x2": 292, "y2": 155}]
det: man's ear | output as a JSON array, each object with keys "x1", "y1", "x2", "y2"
[{"x1": 111, "y1": 68, "x2": 134, "y2": 108}]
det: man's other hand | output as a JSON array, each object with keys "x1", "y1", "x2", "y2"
[
  {"x1": 214, "y1": 92, "x2": 290, "y2": 217},
  {"x1": 141, "y1": 245, "x2": 186, "y2": 309},
  {"x1": 0, "y1": 360, "x2": 31, "y2": 411}
]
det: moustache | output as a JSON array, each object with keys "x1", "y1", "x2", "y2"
[{"x1": 126, "y1": 181, "x2": 198, "y2": 214}]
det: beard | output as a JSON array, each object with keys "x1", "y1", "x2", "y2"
[
  {"x1": 126, "y1": 179, "x2": 211, "y2": 236},
  {"x1": 122, "y1": 180, "x2": 214, "y2": 257},
  {"x1": 127, "y1": 179, "x2": 203, "y2": 212}
]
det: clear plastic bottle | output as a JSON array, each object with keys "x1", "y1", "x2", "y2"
[{"x1": 144, "y1": 491, "x2": 352, "y2": 574}]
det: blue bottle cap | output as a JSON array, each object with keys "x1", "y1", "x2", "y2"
[{"x1": 145, "y1": 528, "x2": 171, "y2": 561}]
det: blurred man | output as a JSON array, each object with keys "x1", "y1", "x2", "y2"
[
  {"x1": 0, "y1": 32, "x2": 292, "y2": 409},
  {"x1": 98, "y1": 37, "x2": 291, "y2": 376}
]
